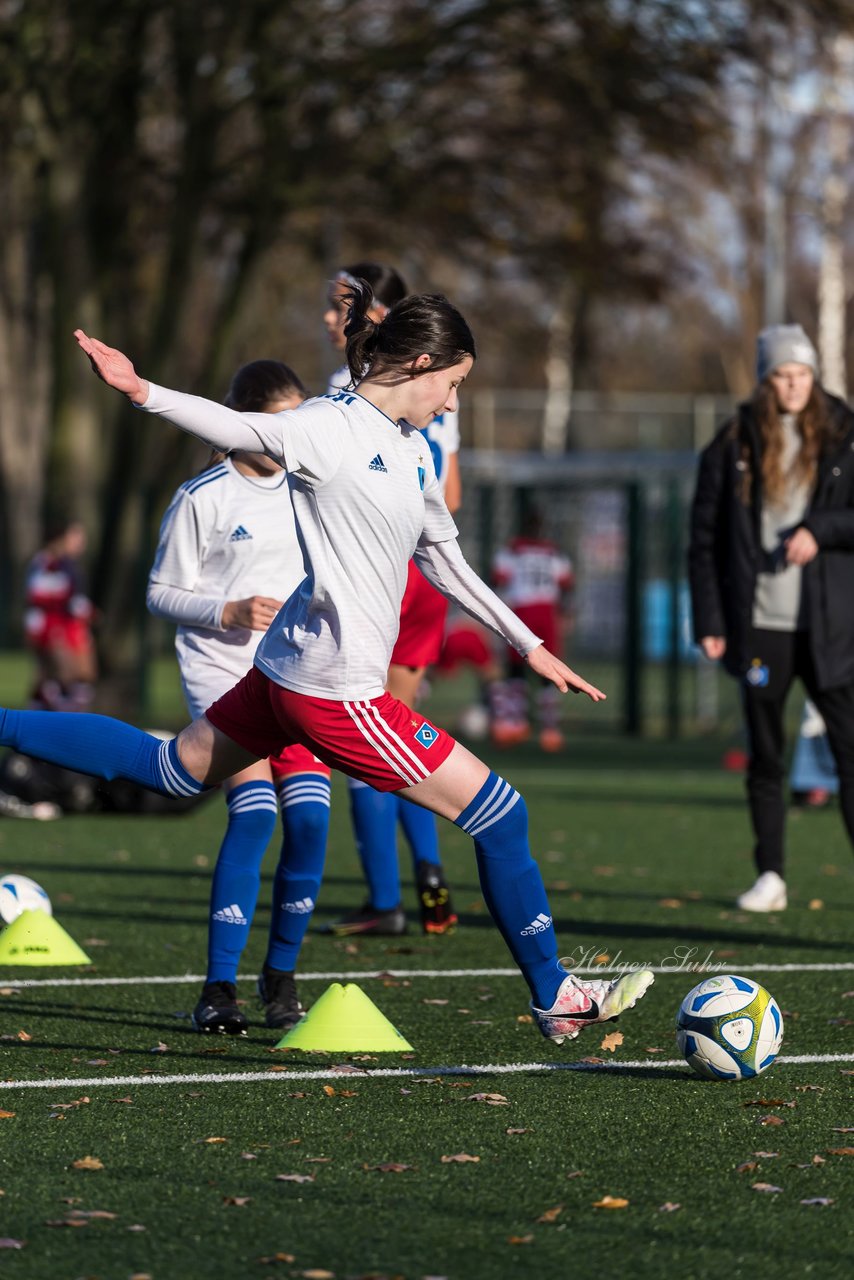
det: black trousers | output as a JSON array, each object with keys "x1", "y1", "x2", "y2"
[{"x1": 741, "y1": 628, "x2": 854, "y2": 876}]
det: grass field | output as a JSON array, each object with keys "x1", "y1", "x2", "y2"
[{"x1": 0, "y1": 662, "x2": 851, "y2": 1278}]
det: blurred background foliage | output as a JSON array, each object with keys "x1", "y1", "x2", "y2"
[{"x1": 2, "y1": 0, "x2": 854, "y2": 680}]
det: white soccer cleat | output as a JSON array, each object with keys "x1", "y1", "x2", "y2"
[
  {"x1": 531, "y1": 968, "x2": 655, "y2": 1045},
  {"x1": 736, "y1": 870, "x2": 787, "y2": 913}
]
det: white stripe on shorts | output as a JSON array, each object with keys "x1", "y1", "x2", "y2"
[{"x1": 343, "y1": 701, "x2": 426, "y2": 786}]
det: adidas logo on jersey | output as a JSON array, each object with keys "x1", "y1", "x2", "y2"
[
  {"x1": 229, "y1": 525, "x2": 252, "y2": 541},
  {"x1": 368, "y1": 454, "x2": 388, "y2": 473},
  {"x1": 283, "y1": 897, "x2": 315, "y2": 915},
  {"x1": 520, "y1": 912, "x2": 552, "y2": 936},
  {"x1": 212, "y1": 903, "x2": 248, "y2": 925}
]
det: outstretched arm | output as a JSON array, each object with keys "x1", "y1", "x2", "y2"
[
  {"x1": 413, "y1": 537, "x2": 605, "y2": 701},
  {"x1": 75, "y1": 329, "x2": 289, "y2": 462}
]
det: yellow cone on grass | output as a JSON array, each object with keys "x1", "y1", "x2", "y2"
[
  {"x1": 0, "y1": 909, "x2": 92, "y2": 966},
  {"x1": 275, "y1": 981, "x2": 414, "y2": 1051}
]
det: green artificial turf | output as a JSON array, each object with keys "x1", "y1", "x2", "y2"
[{"x1": 0, "y1": 663, "x2": 851, "y2": 1278}]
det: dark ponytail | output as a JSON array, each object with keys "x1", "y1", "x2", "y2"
[{"x1": 343, "y1": 282, "x2": 476, "y2": 384}]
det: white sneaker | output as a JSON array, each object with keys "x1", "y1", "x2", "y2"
[
  {"x1": 736, "y1": 871, "x2": 787, "y2": 912},
  {"x1": 531, "y1": 968, "x2": 655, "y2": 1045}
]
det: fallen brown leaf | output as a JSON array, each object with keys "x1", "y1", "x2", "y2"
[
  {"x1": 222, "y1": 1196, "x2": 250, "y2": 1207},
  {"x1": 830, "y1": 1127, "x2": 854, "y2": 1133},
  {"x1": 275, "y1": 1173, "x2": 314, "y2": 1183},
  {"x1": 736, "y1": 1162, "x2": 758, "y2": 1173},
  {"x1": 536, "y1": 1205, "x2": 563, "y2": 1224},
  {"x1": 566, "y1": 1171, "x2": 584, "y2": 1179},
  {"x1": 203, "y1": 1137, "x2": 228, "y2": 1144},
  {"x1": 600, "y1": 1031, "x2": 623, "y2": 1053},
  {"x1": 516, "y1": 1014, "x2": 533, "y2": 1024},
  {"x1": 299, "y1": 1270, "x2": 335, "y2": 1278},
  {"x1": 658, "y1": 898, "x2": 683, "y2": 909},
  {"x1": 826, "y1": 1147, "x2": 854, "y2": 1156},
  {"x1": 257, "y1": 1254, "x2": 296, "y2": 1265},
  {"x1": 801, "y1": 1198, "x2": 834, "y2": 1207},
  {"x1": 507, "y1": 1235, "x2": 534, "y2": 1245},
  {"x1": 592, "y1": 1196, "x2": 629, "y2": 1209},
  {"x1": 363, "y1": 1163, "x2": 413, "y2": 1173},
  {"x1": 759, "y1": 1116, "x2": 784, "y2": 1127},
  {"x1": 440, "y1": 1153, "x2": 479, "y2": 1163},
  {"x1": 0, "y1": 1239, "x2": 24, "y2": 1249},
  {"x1": 0, "y1": 1111, "x2": 15, "y2": 1120},
  {"x1": 468, "y1": 1092, "x2": 508, "y2": 1105},
  {"x1": 322, "y1": 1086, "x2": 336, "y2": 1097},
  {"x1": 16, "y1": 1031, "x2": 32, "y2": 1042},
  {"x1": 751, "y1": 1182, "x2": 783, "y2": 1193},
  {"x1": 71, "y1": 1156, "x2": 104, "y2": 1171},
  {"x1": 742, "y1": 1099, "x2": 795, "y2": 1108},
  {"x1": 753, "y1": 1151, "x2": 779, "y2": 1159},
  {"x1": 658, "y1": 1202, "x2": 681, "y2": 1212},
  {"x1": 505, "y1": 1128, "x2": 530, "y2": 1135}
]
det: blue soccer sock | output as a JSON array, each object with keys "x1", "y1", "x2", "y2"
[
  {"x1": 0, "y1": 709, "x2": 208, "y2": 798},
  {"x1": 396, "y1": 796, "x2": 442, "y2": 870},
  {"x1": 206, "y1": 781, "x2": 279, "y2": 984},
  {"x1": 346, "y1": 778, "x2": 401, "y2": 910},
  {"x1": 455, "y1": 771, "x2": 564, "y2": 1009},
  {"x1": 266, "y1": 773, "x2": 331, "y2": 972}
]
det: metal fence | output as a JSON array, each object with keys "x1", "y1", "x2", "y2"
[{"x1": 456, "y1": 448, "x2": 729, "y2": 738}]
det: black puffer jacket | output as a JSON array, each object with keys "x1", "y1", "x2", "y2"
[{"x1": 688, "y1": 391, "x2": 854, "y2": 690}]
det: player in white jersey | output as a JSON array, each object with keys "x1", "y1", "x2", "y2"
[
  {"x1": 3, "y1": 288, "x2": 654, "y2": 1049},
  {"x1": 147, "y1": 360, "x2": 332, "y2": 1035},
  {"x1": 324, "y1": 262, "x2": 463, "y2": 937}
]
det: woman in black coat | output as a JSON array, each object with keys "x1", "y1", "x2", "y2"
[{"x1": 689, "y1": 324, "x2": 854, "y2": 911}]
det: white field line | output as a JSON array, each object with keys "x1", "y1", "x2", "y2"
[
  {"x1": 1, "y1": 1054, "x2": 853, "y2": 1092},
  {"x1": 4, "y1": 961, "x2": 854, "y2": 989}
]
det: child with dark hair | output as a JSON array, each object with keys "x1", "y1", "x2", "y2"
[
  {"x1": 0, "y1": 286, "x2": 654, "y2": 1047},
  {"x1": 324, "y1": 263, "x2": 463, "y2": 937},
  {"x1": 147, "y1": 359, "x2": 329, "y2": 1034}
]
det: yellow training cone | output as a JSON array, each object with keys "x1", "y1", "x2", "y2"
[
  {"x1": 0, "y1": 910, "x2": 92, "y2": 966},
  {"x1": 275, "y1": 982, "x2": 414, "y2": 1051}
]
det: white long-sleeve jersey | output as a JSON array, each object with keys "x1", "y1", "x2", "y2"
[
  {"x1": 329, "y1": 364, "x2": 459, "y2": 496},
  {"x1": 140, "y1": 383, "x2": 540, "y2": 700},
  {"x1": 146, "y1": 458, "x2": 303, "y2": 718}
]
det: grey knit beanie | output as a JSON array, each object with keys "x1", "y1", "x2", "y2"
[{"x1": 756, "y1": 324, "x2": 819, "y2": 383}]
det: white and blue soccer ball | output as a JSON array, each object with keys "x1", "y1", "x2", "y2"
[
  {"x1": 0, "y1": 873, "x2": 53, "y2": 925},
  {"x1": 676, "y1": 974, "x2": 784, "y2": 1081}
]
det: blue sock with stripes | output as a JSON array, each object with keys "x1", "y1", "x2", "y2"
[
  {"x1": 0, "y1": 709, "x2": 208, "y2": 797},
  {"x1": 454, "y1": 770, "x2": 563, "y2": 1009},
  {"x1": 266, "y1": 773, "x2": 332, "y2": 971},
  {"x1": 206, "y1": 781, "x2": 279, "y2": 984},
  {"x1": 346, "y1": 778, "x2": 401, "y2": 910},
  {"x1": 396, "y1": 796, "x2": 442, "y2": 870}
]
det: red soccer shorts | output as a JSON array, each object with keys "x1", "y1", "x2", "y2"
[
  {"x1": 391, "y1": 560, "x2": 449, "y2": 668},
  {"x1": 205, "y1": 666, "x2": 455, "y2": 792},
  {"x1": 437, "y1": 623, "x2": 493, "y2": 673},
  {"x1": 268, "y1": 743, "x2": 331, "y2": 782}
]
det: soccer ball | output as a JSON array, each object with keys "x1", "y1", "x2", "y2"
[
  {"x1": 675, "y1": 974, "x2": 784, "y2": 1081},
  {"x1": 0, "y1": 873, "x2": 53, "y2": 925}
]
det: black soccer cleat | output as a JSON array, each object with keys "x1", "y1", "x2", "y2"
[
  {"x1": 191, "y1": 980, "x2": 248, "y2": 1035},
  {"x1": 322, "y1": 900, "x2": 408, "y2": 937},
  {"x1": 257, "y1": 967, "x2": 305, "y2": 1031},
  {"x1": 416, "y1": 861, "x2": 458, "y2": 935}
]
